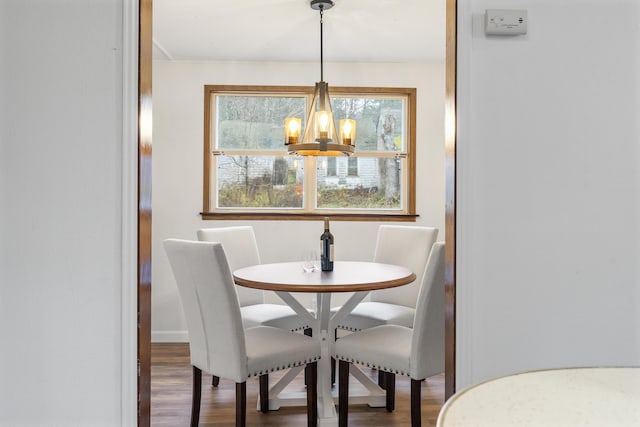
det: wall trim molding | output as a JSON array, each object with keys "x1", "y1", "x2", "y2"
[
  {"x1": 121, "y1": 0, "x2": 139, "y2": 425},
  {"x1": 444, "y1": 0, "x2": 458, "y2": 399},
  {"x1": 453, "y1": 0, "x2": 473, "y2": 391},
  {"x1": 152, "y1": 331, "x2": 190, "y2": 343}
]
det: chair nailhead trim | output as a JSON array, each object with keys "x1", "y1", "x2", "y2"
[
  {"x1": 248, "y1": 356, "x2": 320, "y2": 378},
  {"x1": 336, "y1": 325, "x2": 361, "y2": 332},
  {"x1": 333, "y1": 354, "x2": 408, "y2": 377}
]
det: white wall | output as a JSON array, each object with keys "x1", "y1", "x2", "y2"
[
  {"x1": 456, "y1": 0, "x2": 640, "y2": 389},
  {"x1": 152, "y1": 60, "x2": 445, "y2": 341},
  {"x1": 0, "y1": 0, "x2": 131, "y2": 425}
]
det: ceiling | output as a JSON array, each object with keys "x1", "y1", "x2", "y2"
[{"x1": 152, "y1": 0, "x2": 446, "y2": 63}]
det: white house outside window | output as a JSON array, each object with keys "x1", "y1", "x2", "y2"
[{"x1": 202, "y1": 85, "x2": 417, "y2": 221}]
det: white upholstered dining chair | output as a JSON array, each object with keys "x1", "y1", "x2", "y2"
[
  {"x1": 334, "y1": 242, "x2": 445, "y2": 427},
  {"x1": 330, "y1": 225, "x2": 438, "y2": 385},
  {"x1": 197, "y1": 226, "x2": 312, "y2": 387},
  {"x1": 334, "y1": 225, "x2": 438, "y2": 331},
  {"x1": 164, "y1": 239, "x2": 320, "y2": 427},
  {"x1": 197, "y1": 226, "x2": 308, "y2": 331}
]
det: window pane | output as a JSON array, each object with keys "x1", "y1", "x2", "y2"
[
  {"x1": 316, "y1": 156, "x2": 402, "y2": 209},
  {"x1": 348, "y1": 157, "x2": 358, "y2": 176},
  {"x1": 216, "y1": 155, "x2": 304, "y2": 208},
  {"x1": 326, "y1": 157, "x2": 337, "y2": 176},
  {"x1": 331, "y1": 96, "x2": 405, "y2": 152},
  {"x1": 216, "y1": 95, "x2": 306, "y2": 150}
]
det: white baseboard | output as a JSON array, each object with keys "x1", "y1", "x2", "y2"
[{"x1": 152, "y1": 330, "x2": 189, "y2": 343}]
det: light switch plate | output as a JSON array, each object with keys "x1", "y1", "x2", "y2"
[{"x1": 485, "y1": 9, "x2": 528, "y2": 35}]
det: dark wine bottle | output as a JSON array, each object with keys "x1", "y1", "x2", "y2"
[{"x1": 320, "y1": 217, "x2": 334, "y2": 271}]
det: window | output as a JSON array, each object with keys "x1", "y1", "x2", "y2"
[
  {"x1": 203, "y1": 85, "x2": 417, "y2": 220},
  {"x1": 348, "y1": 157, "x2": 358, "y2": 177},
  {"x1": 326, "y1": 158, "x2": 337, "y2": 177}
]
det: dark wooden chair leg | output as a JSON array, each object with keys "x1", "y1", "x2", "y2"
[
  {"x1": 338, "y1": 360, "x2": 350, "y2": 427},
  {"x1": 212, "y1": 375, "x2": 220, "y2": 387},
  {"x1": 331, "y1": 329, "x2": 338, "y2": 385},
  {"x1": 306, "y1": 362, "x2": 318, "y2": 427},
  {"x1": 191, "y1": 366, "x2": 202, "y2": 427},
  {"x1": 410, "y1": 378, "x2": 422, "y2": 427},
  {"x1": 378, "y1": 369, "x2": 386, "y2": 389},
  {"x1": 259, "y1": 374, "x2": 269, "y2": 413},
  {"x1": 304, "y1": 328, "x2": 312, "y2": 386},
  {"x1": 236, "y1": 382, "x2": 247, "y2": 427},
  {"x1": 385, "y1": 371, "x2": 395, "y2": 412}
]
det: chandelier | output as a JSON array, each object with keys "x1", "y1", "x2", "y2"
[{"x1": 284, "y1": 0, "x2": 355, "y2": 156}]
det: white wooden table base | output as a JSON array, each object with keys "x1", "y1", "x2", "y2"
[
  {"x1": 234, "y1": 261, "x2": 415, "y2": 427},
  {"x1": 259, "y1": 291, "x2": 386, "y2": 426}
]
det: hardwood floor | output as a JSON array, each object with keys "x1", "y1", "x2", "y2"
[
  {"x1": 152, "y1": 343, "x2": 444, "y2": 426},
  {"x1": 151, "y1": 344, "x2": 444, "y2": 427}
]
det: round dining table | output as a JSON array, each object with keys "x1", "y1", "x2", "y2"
[{"x1": 234, "y1": 260, "x2": 416, "y2": 427}]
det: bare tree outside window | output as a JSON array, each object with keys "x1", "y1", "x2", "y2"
[{"x1": 377, "y1": 109, "x2": 400, "y2": 200}]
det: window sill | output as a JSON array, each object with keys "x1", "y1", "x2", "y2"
[{"x1": 200, "y1": 212, "x2": 419, "y2": 222}]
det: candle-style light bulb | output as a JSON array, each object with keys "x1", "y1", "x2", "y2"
[
  {"x1": 342, "y1": 120, "x2": 352, "y2": 135},
  {"x1": 340, "y1": 118, "x2": 355, "y2": 145},
  {"x1": 284, "y1": 117, "x2": 301, "y2": 144},
  {"x1": 317, "y1": 111, "x2": 329, "y2": 139}
]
